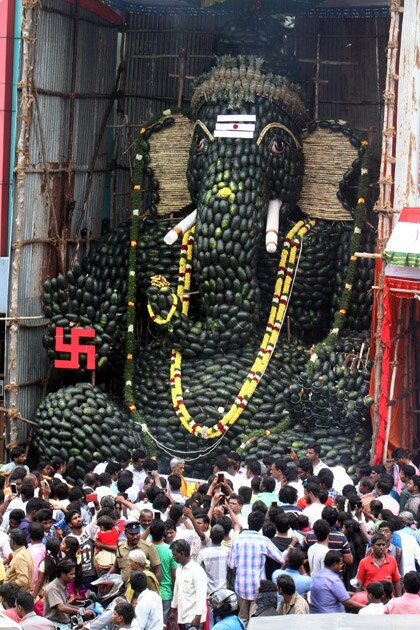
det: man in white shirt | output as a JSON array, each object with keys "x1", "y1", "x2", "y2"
[
  {"x1": 330, "y1": 455, "x2": 354, "y2": 494},
  {"x1": 303, "y1": 483, "x2": 325, "y2": 527},
  {"x1": 374, "y1": 479, "x2": 400, "y2": 515},
  {"x1": 308, "y1": 519, "x2": 330, "y2": 576},
  {"x1": 305, "y1": 443, "x2": 329, "y2": 476},
  {"x1": 127, "y1": 450, "x2": 147, "y2": 493},
  {"x1": 197, "y1": 525, "x2": 229, "y2": 594},
  {"x1": 170, "y1": 539, "x2": 207, "y2": 629},
  {"x1": 130, "y1": 571, "x2": 163, "y2": 630}
]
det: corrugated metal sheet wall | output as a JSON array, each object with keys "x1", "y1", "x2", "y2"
[{"x1": 6, "y1": 0, "x2": 119, "y2": 444}]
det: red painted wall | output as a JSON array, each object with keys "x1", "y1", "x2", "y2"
[{"x1": 0, "y1": 0, "x2": 15, "y2": 257}]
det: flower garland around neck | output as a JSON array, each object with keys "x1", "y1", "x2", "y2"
[{"x1": 170, "y1": 218, "x2": 315, "y2": 439}]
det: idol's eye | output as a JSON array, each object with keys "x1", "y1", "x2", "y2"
[
  {"x1": 195, "y1": 135, "x2": 206, "y2": 152},
  {"x1": 270, "y1": 136, "x2": 286, "y2": 156}
]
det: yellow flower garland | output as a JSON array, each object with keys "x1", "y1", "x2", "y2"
[{"x1": 169, "y1": 219, "x2": 315, "y2": 439}]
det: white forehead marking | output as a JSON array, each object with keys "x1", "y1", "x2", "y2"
[{"x1": 214, "y1": 114, "x2": 256, "y2": 139}]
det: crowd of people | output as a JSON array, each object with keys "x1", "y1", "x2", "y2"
[{"x1": 0, "y1": 442, "x2": 419, "y2": 629}]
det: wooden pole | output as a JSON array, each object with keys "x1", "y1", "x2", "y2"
[{"x1": 383, "y1": 299, "x2": 403, "y2": 463}]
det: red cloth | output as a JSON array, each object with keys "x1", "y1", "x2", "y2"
[
  {"x1": 96, "y1": 529, "x2": 119, "y2": 545},
  {"x1": 356, "y1": 553, "x2": 401, "y2": 588}
]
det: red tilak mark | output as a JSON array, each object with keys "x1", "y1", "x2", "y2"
[{"x1": 233, "y1": 124, "x2": 239, "y2": 129}]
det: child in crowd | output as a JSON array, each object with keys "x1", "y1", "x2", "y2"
[{"x1": 94, "y1": 514, "x2": 119, "y2": 575}]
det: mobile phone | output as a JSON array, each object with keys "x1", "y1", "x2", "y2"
[
  {"x1": 10, "y1": 482, "x2": 17, "y2": 494},
  {"x1": 154, "y1": 511, "x2": 161, "y2": 520},
  {"x1": 217, "y1": 473, "x2": 224, "y2": 483},
  {"x1": 271, "y1": 501, "x2": 277, "y2": 508},
  {"x1": 86, "y1": 493, "x2": 98, "y2": 503},
  {"x1": 286, "y1": 447, "x2": 292, "y2": 453}
]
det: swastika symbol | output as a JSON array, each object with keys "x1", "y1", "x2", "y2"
[{"x1": 54, "y1": 326, "x2": 96, "y2": 370}]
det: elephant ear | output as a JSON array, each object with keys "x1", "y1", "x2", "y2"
[
  {"x1": 147, "y1": 112, "x2": 194, "y2": 215},
  {"x1": 300, "y1": 122, "x2": 361, "y2": 221}
]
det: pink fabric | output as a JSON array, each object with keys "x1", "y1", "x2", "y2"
[
  {"x1": 28, "y1": 542, "x2": 46, "y2": 589},
  {"x1": 384, "y1": 593, "x2": 420, "y2": 614},
  {"x1": 2, "y1": 608, "x2": 21, "y2": 622}
]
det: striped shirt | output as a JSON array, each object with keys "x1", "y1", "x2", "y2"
[
  {"x1": 303, "y1": 528, "x2": 352, "y2": 558},
  {"x1": 228, "y1": 530, "x2": 285, "y2": 600}
]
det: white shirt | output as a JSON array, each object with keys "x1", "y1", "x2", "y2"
[
  {"x1": 312, "y1": 461, "x2": 329, "y2": 476},
  {"x1": 302, "y1": 502, "x2": 325, "y2": 527},
  {"x1": 127, "y1": 465, "x2": 146, "y2": 491},
  {"x1": 171, "y1": 559, "x2": 208, "y2": 623},
  {"x1": 330, "y1": 466, "x2": 354, "y2": 494},
  {"x1": 377, "y1": 494, "x2": 400, "y2": 515},
  {"x1": 131, "y1": 589, "x2": 163, "y2": 630},
  {"x1": 92, "y1": 462, "x2": 108, "y2": 475},
  {"x1": 358, "y1": 602, "x2": 385, "y2": 615},
  {"x1": 0, "y1": 530, "x2": 12, "y2": 559},
  {"x1": 394, "y1": 529, "x2": 420, "y2": 575},
  {"x1": 95, "y1": 485, "x2": 115, "y2": 503},
  {"x1": 197, "y1": 544, "x2": 229, "y2": 594},
  {"x1": 308, "y1": 542, "x2": 329, "y2": 575},
  {"x1": 289, "y1": 480, "x2": 304, "y2": 499}
]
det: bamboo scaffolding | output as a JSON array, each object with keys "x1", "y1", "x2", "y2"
[
  {"x1": 383, "y1": 300, "x2": 403, "y2": 462},
  {"x1": 370, "y1": 0, "x2": 402, "y2": 464},
  {"x1": 7, "y1": 1, "x2": 38, "y2": 447}
]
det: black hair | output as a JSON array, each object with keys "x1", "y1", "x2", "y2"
[
  {"x1": 10, "y1": 528, "x2": 27, "y2": 547},
  {"x1": 153, "y1": 493, "x2": 170, "y2": 512},
  {"x1": 251, "y1": 476, "x2": 262, "y2": 493},
  {"x1": 306, "y1": 442, "x2": 321, "y2": 455},
  {"x1": 273, "y1": 460, "x2": 287, "y2": 473},
  {"x1": 20, "y1": 484, "x2": 35, "y2": 501},
  {"x1": 210, "y1": 524, "x2": 225, "y2": 545},
  {"x1": 132, "y1": 450, "x2": 146, "y2": 461},
  {"x1": 317, "y1": 468, "x2": 334, "y2": 489},
  {"x1": 313, "y1": 518, "x2": 330, "y2": 541},
  {"x1": 338, "y1": 454, "x2": 352, "y2": 467},
  {"x1": 105, "y1": 462, "x2": 121, "y2": 476},
  {"x1": 246, "y1": 460, "x2": 262, "y2": 476},
  {"x1": 262, "y1": 521, "x2": 276, "y2": 539},
  {"x1": 258, "y1": 579, "x2": 278, "y2": 593},
  {"x1": 392, "y1": 448, "x2": 409, "y2": 459},
  {"x1": 116, "y1": 450, "x2": 131, "y2": 463},
  {"x1": 28, "y1": 522, "x2": 44, "y2": 543},
  {"x1": 248, "y1": 510, "x2": 265, "y2": 532},
  {"x1": 305, "y1": 482, "x2": 320, "y2": 498},
  {"x1": 9, "y1": 509, "x2": 25, "y2": 524},
  {"x1": 371, "y1": 464, "x2": 386, "y2": 475},
  {"x1": 375, "y1": 478, "x2": 393, "y2": 495},
  {"x1": 277, "y1": 574, "x2": 296, "y2": 595},
  {"x1": 150, "y1": 520, "x2": 166, "y2": 542},
  {"x1": 275, "y1": 513, "x2": 290, "y2": 534},
  {"x1": 297, "y1": 514, "x2": 309, "y2": 529},
  {"x1": 298, "y1": 458, "x2": 313, "y2": 475},
  {"x1": 98, "y1": 472, "x2": 112, "y2": 487},
  {"x1": 215, "y1": 516, "x2": 232, "y2": 537},
  {"x1": 68, "y1": 486, "x2": 83, "y2": 502},
  {"x1": 285, "y1": 468, "x2": 298, "y2": 483},
  {"x1": 0, "y1": 582, "x2": 19, "y2": 607},
  {"x1": 117, "y1": 476, "x2": 132, "y2": 493},
  {"x1": 286, "y1": 548, "x2": 305, "y2": 570},
  {"x1": 51, "y1": 457, "x2": 65, "y2": 472},
  {"x1": 16, "y1": 591, "x2": 34, "y2": 613},
  {"x1": 64, "y1": 509, "x2": 81, "y2": 525},
  {"x1": 321, "y1": 506, "x2": 338, "y2": 527},
  {"x1": 25, "y1": 498, "x2": 46, "y2": 515},
  {"x1": 56, "y1": 560, "x2": 75, "y2": 577},
  {"x1": 251, "y1": 500, "x2": 267, "y2": 515},
  {"x1": 10, "y1": 466, "x2": 27, "y2": 481},
  {"x1": 278, "y1": 485, "x2": 298, "y2": 505},
  {"x1": 403, "y1": 571, "x2": 420, "y2": 594},
  {"x1": 130, "y1": 571, "x2": 147, "y2": 596},
  {"x1": 367, "y1": 581, "x2": 384, "y2": 600},
  {"x1": 54, "y1": 483, "x2": 69, "y2": 501},
  {"x1": 168, "y1": 474, "x2": 182, "y2": 491},
  {"x1": 170, "y1": 539, "x2": 190, "y2": 556},
  {"x1": 238, "y1": 486, "x2": 252, "y2": 503},
  {"x1": 214, "y1": 455, "x2": 229, "y2": 471},
  {"x1": 261, "y1": 476, "x2": 276, "y2": 493},
  {"x1": 324, "y1": 550, "x2": 342, "y2": 567},
  {"x1": 380, "y1": 580, "x2": 394, "y2": 598},
  {"x1": 10, "y1": 447, "x2": 25, "y2": 460},
  {"x1": 114, "y1": 602, "x2": 135, "y2": 624},
  {"x1": 44, "y1": 537, "x2": 61, "y2": 583},
  {"x1": 400, "y1": 464, "x2": 416, "y2": 478}
]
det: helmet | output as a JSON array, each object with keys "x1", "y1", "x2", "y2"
[
  {"x1": 209, "y1": 589, "x2": 238, "y2": 617},
  {"x1": 90, "y1": 573, "x2": 124, "y2": 601}
]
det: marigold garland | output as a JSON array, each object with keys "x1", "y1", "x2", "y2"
[{"x1": 170, "y1": 219, "x2": 314, "y2": 439}]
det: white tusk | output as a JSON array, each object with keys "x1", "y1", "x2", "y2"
[
  {"x1": 164, "y1": 209, "x2": 197, "y2": 245},
  {"x1": 266, "y1": 199, "x2": 282, "y2": 253}
]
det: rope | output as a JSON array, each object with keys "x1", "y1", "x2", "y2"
[{"x1": 143, "y1": 428, "x2": 227, "y2": 462}]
